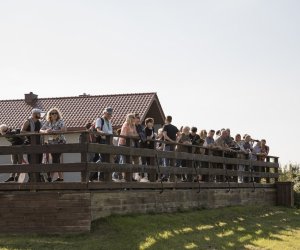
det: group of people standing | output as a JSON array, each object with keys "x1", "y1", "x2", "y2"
[
  {"x1": 0, "y1": 106, "x2": 270, "y2": 183},
  {"x1": 88, "y1": 110, "x2": 270, "y2": 183},
  {"x1": 87, "y1": 108, "x2": 156, "y2": 182},
  {"x1": 0, "y1": 107, "x2": 66, "y2": 182}
]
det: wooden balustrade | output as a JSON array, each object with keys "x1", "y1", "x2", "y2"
[{"x1": 0, "y1": 131, "x2": 280, "y2": 191}]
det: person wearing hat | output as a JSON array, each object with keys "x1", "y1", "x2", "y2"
[
  {"x1": 20, "y1": 108, "x2": 44, "y2": 182},
  {"x1": 95, "y1": 107, "x2": 113, "y2": 136},
  {"x1": 21, "y1": 108, "x2": 43, "y2": 135},
  {"x1": 89, "y1": 107, "x2": 113, "y2": 182}
]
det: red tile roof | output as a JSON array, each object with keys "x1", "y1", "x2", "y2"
[{"x1": 0, "y1": 92, "x2": 165, "y2": 129}]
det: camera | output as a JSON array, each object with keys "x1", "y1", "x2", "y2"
[
  {"x1": 6, "y1": 128, "x2": 21, "y2": 135},
  {"x1": 5, "y1": 128, "x2": 24, "y2": 145}
]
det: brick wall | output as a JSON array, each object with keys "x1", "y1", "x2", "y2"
[
  {"x1": 91, "y1": 188, "x2": 276, "y2": 221},
  {"x1": 0, "y1": 191, "x2": 91, "y2": 233}
]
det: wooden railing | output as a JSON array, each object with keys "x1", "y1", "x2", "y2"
[{"x1": 0, "y1": 131, "x2": 279, "y2": 191}]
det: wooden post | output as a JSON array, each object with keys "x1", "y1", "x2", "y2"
[
  {"x1": 29, "y1": 134, "x2": 41, "y2": 182},
  {"x1": 80, "y1": 131, "x2": 88, "y2": 183},
  {"x1": 274, "y1": 157, "x2": 279, "y2": 182},
  {"x1": 258, "y1": 160, "x2": 262, "y2": 183},
  {"x1": 169, "y1": 144, "x2": 176, "y2": 183},
  {"x1": 222, "y1": 150, "x2": 226, "y2": 183},
  {"x1": 186, "y1": 145, "x2": 194, "y2": 182},
  {"x1": 266, "y1": 156, "x2": 270, "y2": 183},
  {"x1": 276, "y1": 182, "x2": 294, "y2": 207},
  {"x1": 245, "y1": 153, "x2": 250, "y2": 183},
  {"x1": 102, "y1": 135, "x2": 113, "y2": 182},
  {"x1": 208, "y1": 148, "x2": 213, "y2": 182},
  {"x1": 149, "y1": 153, "x2": 156, "y2": 182},
  {"x1": 237, "y1": 152, "x2": 245, "y2": 183},
  {"x1": 125, "y1": 138, "x2": 132, "y2": 182},
  {"x1": 232, "y1": 151, "x2": 238, "y2": 182}
]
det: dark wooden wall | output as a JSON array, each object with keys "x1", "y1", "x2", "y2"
[{"x1": 276, "y1": 182, "x2": 294, "y2": 207}]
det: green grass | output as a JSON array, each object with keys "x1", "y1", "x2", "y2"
[{"x1": 1, "y1": 206, "x2": 300, "y2": 250}]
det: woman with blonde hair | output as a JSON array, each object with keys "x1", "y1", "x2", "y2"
[
  {"x1": 199, "y1": 129, "x2": 207, "y2": 141},
  {"x1": 117, "y1": 113, "x2": 139, "y2": 181},
  {"x1": 118, "y1": 113, "x2": 138, "y2": 147},
  {"x1": 40, "y1": 108, "x2": 67, "y2": 182}
]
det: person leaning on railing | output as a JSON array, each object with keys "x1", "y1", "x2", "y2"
[
  {"x1": 162, "y1": 115, "x2": 180, "y2": 170},
  {"x1": 133, "y1": 113, "x2": 145, "y2": 182},
  {"x1": 21, "y1": 108, "x2": 44, "y2": 182},
  {"x1": 233, "y1": 133, "x2": 246, "y2": 183},
  {"x1": 176, "y1": 126, "x2": 192, "y2": 182},
  {"x1": 259, "y1": 139, "x2": 269, "y2": 161},
  {"x1": 40, "y1": 108, "x2": 67, "y2": 182},
  {"x1": 189, "y1": 127, "x2": 201, "y2": 153},
  {"x1": 139, "y1": 117, "x2": 155, "y2": 182},
  {"x1": 213, "y1": 130, "x2": 230, "y2": 150},
  {"x1": 155, "y1": 128, "x2": 165, "y2": 171},
  {"x1": 0, "y1": 124, "x2": 24, "y2": 182},
  {"x1": 211, "y1": 130, "x2": 230, "y2": 182},
  {"x1": 117, "y1": 113, "x2": 139, "y2": 182},
  {"x1": 89, "y1": 107, "x2": 114, "y2": 182}
]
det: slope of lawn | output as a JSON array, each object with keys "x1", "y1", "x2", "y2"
[{"x1": 0, "y1": 206, "x2": 299, "y2": 250}]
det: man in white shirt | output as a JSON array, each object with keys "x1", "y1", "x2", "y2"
[
  {"x1": 90, "y1": 107, "x2": 113, "y2": 182},
  {"x1": 95, "y1": 107, "x2": 113, "y2": 137}
]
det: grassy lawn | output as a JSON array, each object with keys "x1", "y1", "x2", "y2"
[{"x1": 0, "y1": 206, "x2": 299, "y2": 250}]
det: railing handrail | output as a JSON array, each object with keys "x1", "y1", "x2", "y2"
[{"x1": 0, "y1": 130, "x2": 279, "y2": 159}]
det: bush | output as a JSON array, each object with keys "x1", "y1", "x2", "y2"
[
  {"x1": 294, "y1": 182, "x2": 300, "y2": 193},
  {"x1": 279, "y1": 163, "x2": 300, "y2": 184}
]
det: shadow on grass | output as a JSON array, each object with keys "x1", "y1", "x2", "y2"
[
  {"x1": 136, "y1": 209, "x2": 288, "y2": 249},
  {"x1": 92, "y1": 206, "x2": 300, "y2": 250},
  {"x1": 0, "y1": 206, "x2": 299, "y2": 250}
]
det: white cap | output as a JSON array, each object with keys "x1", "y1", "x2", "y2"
[{"x1": 31, "y1": 108, "x2": 43, "y2": 114}]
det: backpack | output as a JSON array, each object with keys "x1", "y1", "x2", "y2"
[
  {"x1": 89, "y1": 118, "x2": 104, "y2": 143},
  {"x1": 136, "y1": 124, "x2": 146, "y2": 143}
]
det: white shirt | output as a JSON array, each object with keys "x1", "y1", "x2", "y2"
[{"x1": 95, "y1": 117, "x2": 113, "y2": 134}]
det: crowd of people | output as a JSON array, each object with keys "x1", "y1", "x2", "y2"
[
  {"x1": 86, "y1": 110, "x2": 270, "y2": 183},
  {"x1": 0, "y1": 107, "x2": 270, "y2": 183}
]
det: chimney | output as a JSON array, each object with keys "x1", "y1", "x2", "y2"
[
  {"x1": 79, "y1": 93, "x2": 90, "y2": 97},
  {"x1": 25, "y1": 92, "x2": 38, "y2": 105}
]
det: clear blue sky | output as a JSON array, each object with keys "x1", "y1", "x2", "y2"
[{"x1": 0, "y1": 0, "x2": 299, "y2": 165}]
